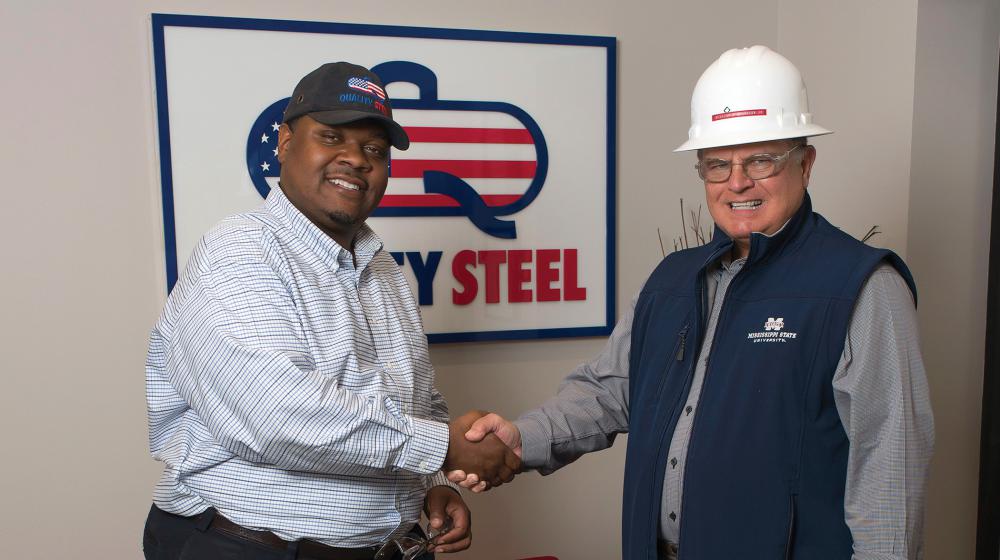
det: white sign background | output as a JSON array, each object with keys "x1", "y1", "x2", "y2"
[{"x1": 153, "y1": 15, "x2": 616, "y2": 342}]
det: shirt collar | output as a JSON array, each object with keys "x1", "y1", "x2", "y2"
[
  {"x1": 266, "y1": 186, "x2": 384, "y2": 272},
  {"x1": 350, "y1": 224, "x2": 383, "y2": 272},
  {"x1": 719, "y1": 254, "x2": 747, "y2": 274}
]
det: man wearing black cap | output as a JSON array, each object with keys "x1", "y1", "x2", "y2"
[{"x1": 142, "y1": 62, "x2": 519, "y2": 560}]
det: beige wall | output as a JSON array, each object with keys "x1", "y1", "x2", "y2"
[
  {"x1": 908, "y1": 1, "x2": 999, "y2": 559},
  {"x1": 777, "y1": 0, "x2": 920, "y2": 255},
  {"x1": 0, "y1": 1, "x2": 994, "y2": 558}
]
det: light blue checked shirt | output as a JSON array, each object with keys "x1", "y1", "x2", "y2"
[{"x1": 146, "y1": 187, "x2": 453, "y2": 547}]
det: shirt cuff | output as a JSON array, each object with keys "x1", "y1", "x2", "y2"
[
  {"x1": 514, "y1": 416, "x2": 551, "y2": 469},
  {"x1": 426, "y1": 470, "x2": 461, "y2": 493},
  {"x1": 852, "y1": 553, "x2": 914, "y2": 560},
  {"x1": 397, "y1": 418, "x2": 449, "y2": 475}
]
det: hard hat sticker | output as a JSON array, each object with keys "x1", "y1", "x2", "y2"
[{"x1": 711, "y1": 108, "x2": 767, "y2": 121}]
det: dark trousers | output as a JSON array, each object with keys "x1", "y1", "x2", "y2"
[{"x1": 142, "y1": 504, "x2": 432, "y2": 560}]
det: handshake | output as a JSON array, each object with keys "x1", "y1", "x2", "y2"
[{"x1": 442, "y1": 410, "x2": 522, "y2": 492}]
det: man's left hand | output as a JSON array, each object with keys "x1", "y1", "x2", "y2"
[{"x1": 424, "y1": 486, "x2": 471, "y2": 553}]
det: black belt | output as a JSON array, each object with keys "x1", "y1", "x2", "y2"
[{"x1": 201, "y1": 508, "x2": 382, "y2": 560}]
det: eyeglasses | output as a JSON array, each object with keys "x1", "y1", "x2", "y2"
[
  {"x1": 695, "y1": 144, "x2": 803, "y2": 183},
  {"x1": 374, "y1": 521, "x2": 451, "y2": 560}
]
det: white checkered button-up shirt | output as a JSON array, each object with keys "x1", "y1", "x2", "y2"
[{"x1": 146, "y1": 187, "x2": 452, "y2": 547}]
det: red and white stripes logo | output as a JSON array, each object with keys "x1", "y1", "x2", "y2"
[{"x1": 384, "y1": 109, "x2": 538, "y2": 209}]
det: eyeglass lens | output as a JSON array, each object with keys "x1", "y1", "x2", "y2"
[{"x1": 698, "y1": 145, "x2": 800, "y2": 182}]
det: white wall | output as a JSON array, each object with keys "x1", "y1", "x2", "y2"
[{"x1": 0, "y1": 1, "x2": 993, "y2": 558}]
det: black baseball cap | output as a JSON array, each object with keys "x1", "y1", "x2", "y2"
[{"x1": 282, "y1": 62, "x2": 409, "y2": 150}]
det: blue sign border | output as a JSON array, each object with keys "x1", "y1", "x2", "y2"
[{"x1": 151, "y1": 13, "x2": 617, "y2": 344}]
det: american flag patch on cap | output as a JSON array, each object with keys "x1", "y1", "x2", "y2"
[{"x1": 348, "y1": 77, "x2": 386, "y2": 100}]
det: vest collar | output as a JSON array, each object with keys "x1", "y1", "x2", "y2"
[{"x1": 708, "y1": 193, "x2": 814, "y2": 266}]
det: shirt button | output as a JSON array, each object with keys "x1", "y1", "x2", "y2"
[
  {"x1": 670, "y1": 457, "x2": 678, "y2": 469},
  {"x1": 386, "y1": 362, "x2": 396, "y2": 371},
  {"x1": 419, "y1": 460, "x2": 430, "y2": 470},
  {"x1": 685, "y1": 406, "x2": 693, "y2": 415},
  {"x1": 669, "y1": 512, "x2": 677, "y2": 521}
]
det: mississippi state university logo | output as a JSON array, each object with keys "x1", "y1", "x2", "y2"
[
  {"x1": 764, "y1": 317, "x2": 784, "y2": 331},
  {"x1": 748, "y1": 316, "x2": 798, "y2": 343},
  {"x1": 246, "y1": 61, "x2": 548, "y2": 240}
]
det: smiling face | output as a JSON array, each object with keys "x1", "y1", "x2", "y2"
[
  {"x1": 701, "y1": 139, "x2": 816, "y2": 259},
  {"x1": 276, "y1": 116, "x2": 391, "y2": 250}
]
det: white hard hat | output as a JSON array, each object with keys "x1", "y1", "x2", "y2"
[{"x1": 674, "y1": 45, "x2": 832, "y2": 152}]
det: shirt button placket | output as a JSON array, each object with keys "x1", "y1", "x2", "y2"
[{"x1": 359, "y1": 277, "x2": 385, "y2": 359}]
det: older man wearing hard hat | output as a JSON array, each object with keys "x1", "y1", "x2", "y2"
[{"x1": 448, "y1": 46, "x2": 934, "y2": 559}]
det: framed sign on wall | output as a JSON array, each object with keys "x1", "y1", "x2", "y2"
[{"x1": 151, "y1": 14, "x2": 616, "y2": 343}]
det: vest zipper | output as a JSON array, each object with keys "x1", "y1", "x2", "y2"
[
  {"x1": 677, "y1": 257, "x2": 748, "y2": 557},
  {"x1": 650, "y1": 243, "x2": 731, "y2": 559},
  {"x1": 785, "y1": 493, "x2": 796, "y2": 559},
  {"x1": 675, "y1": 325, "x2": 689, "y2": 362},
  {"x1": 646, "y1": 319, "x2": 694, "y2": 556}
]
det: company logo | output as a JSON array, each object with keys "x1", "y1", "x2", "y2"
[
  {"x1": 711, "y1": 107, "x2": 767, "y2": 122},
  {"x1": 747, "y1": 316, "x2": 798, "y2": 343},
  {"x1": 348, "y1": 76, "x2": 386, "y2": 100},
  {"x1": 764, "y1": 317, "x2": 784, "y2": 331},
  {"x1": 246, "y1": 61, "x2": 548, "y2": 240}
]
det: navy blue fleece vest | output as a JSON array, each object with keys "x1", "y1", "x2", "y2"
[{"x1": 622, "y1": 196, "x2": 915, "y2": 559}]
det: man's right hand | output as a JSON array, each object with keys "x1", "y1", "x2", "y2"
[
  {"x1": 443, "y1": 410, "x2": 521, "y2": 489},
  {"x1": 445, "y1": 412, "x2": 522, "y2": 493}
]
